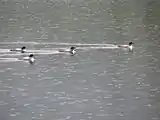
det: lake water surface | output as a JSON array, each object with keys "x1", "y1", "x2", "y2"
[{"x1": 0, "y1": 0, "x2": 160, "y2": 120}]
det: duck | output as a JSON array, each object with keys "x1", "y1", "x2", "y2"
[
  {"x1": 117, "y1": 42, "x2": 134, "y2": 51},
  {"x1": 23, "y1": 54, "x2": 35, "y2": 64},
  {"x1": 58, "y1": 46, "x2": 76, "y2": 55},
  {"x1": 10, "y1": 46, "x2": 26, "y2": 53}
]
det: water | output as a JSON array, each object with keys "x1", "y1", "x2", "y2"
[{"x1": 0, "y1": 0, "x2": 160, "y2": 120}]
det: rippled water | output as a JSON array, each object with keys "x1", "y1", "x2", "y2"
[{"x1": 0, "y1": 0, "x2": 160, "y2": 120}]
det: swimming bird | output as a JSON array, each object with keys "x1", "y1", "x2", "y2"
[
  {"x1": 10, "y1": 46, "x2": 26, "y2": 53},
  {"x1": 58, "y1": 46, "x2": 76, "y2": 55},
  {"x1": 117, "y1": 42, "x2": 134, "y2": 51},
  {"x1": 23, "y1": 54, "x2": 35, "y2": 64}
]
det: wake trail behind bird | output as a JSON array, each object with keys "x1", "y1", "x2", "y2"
[
  {"x1": 0, "y1": 42, "x2": 120, "y2": 59},
  {"x1": 0, "y1": 42, "x2": 117, "y2": 47},
  {"x1": 0, "y1": 45, "x2": 119, "y2": 62},
  {"x1": 0, "y1": 58, "x2": 23, "y2": 62},
  {"x1": 0, "y1": 45, "x2": 118, "y2": 57}
]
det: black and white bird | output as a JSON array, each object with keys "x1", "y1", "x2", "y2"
[
  {"x1": 117, "y1": 42, "x2": 134, "y2": 51},
  {"x1": 58, "y1": 46, "x2": 76, "y2": 55},
  {"x1": 10, "y1": 46, "x2": 26, "y2": 53},
  {"x1": 23, "y1": 54, "x2": 35, "y2": 64}
]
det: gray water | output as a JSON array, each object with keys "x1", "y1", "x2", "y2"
[{"x1": 0, "y1": 0, "x2": 160, "y2": 120}]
